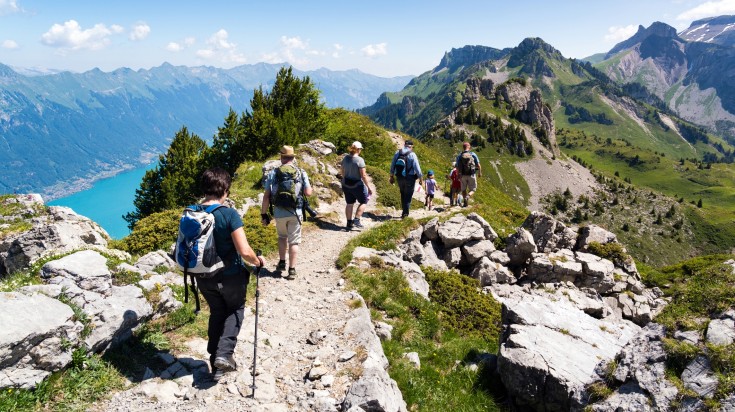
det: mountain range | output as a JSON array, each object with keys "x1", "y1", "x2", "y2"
[{"x1": 0, "y1": 63, "x2": 412, "y2": 199}]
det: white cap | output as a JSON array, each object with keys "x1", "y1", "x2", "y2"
[{"x1": 351, "y1": 141, "x2": 363, "y2": 149}]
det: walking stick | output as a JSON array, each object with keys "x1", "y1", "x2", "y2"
[{"x1": 250, "y1": 249, "x2": 263, "y2": 398}]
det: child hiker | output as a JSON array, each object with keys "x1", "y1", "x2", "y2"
[
  {"x1": 448, "y1": 163, "x2": 462, "y2": 206},
  {"x1": 425, "y1": 170, "x2": 437, "y2": 210}
]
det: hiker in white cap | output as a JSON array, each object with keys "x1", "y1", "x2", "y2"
[{"x1": 340, "y1": 141, "x2": 372, "y2": 230}]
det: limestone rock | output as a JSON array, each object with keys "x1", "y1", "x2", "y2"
[
  {"x1": 495, "y1": 285, "x2": 640, "y2": 411},
  {"x1": 576, "y1": 224, "x2": 617, "y2": 251},
  {"x1": 0, "y1": 205, "x2": 108, "y2": 276},
  {"x1": 423, "y1": 218, "x2": 439, "y2": 241},
  {"x1": 589, "y1": 382, "x2": 653, "y2": 412},
  {"x1": 0, "y1": 292, "x2": 82, "y2": 389},
  {"x1": 706, "y1": 313, "x2": 735, "y2": 346},
  {"x1": 352, "y1": 247, "x2": 429, "y2": 299},
  {"x1": 466, "y1": 213, "x2": 498, "y2": 241},
  {"x1": 471, "y1": 257, "x2": 516, "y2": 286},
  {"x1": 682, "y1": 355, "x2": 718, "y2": 399},
  {"x1": 461, "y1": 239, "x2": 495, "y2": 265},
  {"x1": 41, "y1": 250, "x2": 112, "y2": 296},
  {"x1": 437, "y1": 215, "x2": 485, "y2": 248},
  {"x1": 521, "y1": 211, "x2": 577, "y2": 252},
  {"x1": 134, "y1": 250, "x2": 175, "y2": 274},
  {"x1": 505, "y1": 227, "x2": 536, "y2": 266}
]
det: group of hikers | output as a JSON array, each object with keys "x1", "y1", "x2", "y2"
[{"x1": 177, "y1": 138, "x2": 482, "y2": 383}]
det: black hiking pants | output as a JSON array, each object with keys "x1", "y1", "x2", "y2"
[
  {"x1": 197, "y1": 268, "x2": 249, "y2": 366},
  {"x1": 397, "y1": 175, "x2": 417, "y2": 217}
]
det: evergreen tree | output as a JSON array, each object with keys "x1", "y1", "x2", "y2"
[{"x1": 124, "y1": 127, "x2": 207, "y2": 229}]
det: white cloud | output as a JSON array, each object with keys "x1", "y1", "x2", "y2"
[
  {"x1": 604, "y1": 25, "x2": 639, "y2": 43},
  {"x1": 2, "y1": 39, "x2": 18, "y2": 49},
  {"x1": 129, "y1": 23, "x2": 150, "y2": 41},
  {"x1": 41, "y1": 20, "x2": 122, "y2": 51},
  {"x1": 166, "y1": 42, "x2": 183, "y2": 52},
  {"x1": 196, "y1": 29, "x2": 245, "y2": 64},
  {"x1": 184, "y1": 37, "x2": 195, "y2": 46},
  {"x1": 281, "y1": 36, "x2": 307, "y2": 49},
  {"x1": 0, "y1": 0, "x2": 20, "y2": 16},
  {"x1": 260, "y1": 52, "x2": 282, "y2": 64},
  {"x1": 332, "y1": 43, "x2": 343, "y2": 58},
  {"x1": 677, "y1": 0, "x2": 735, "y2": 20},
  {"x1": 361, "y1": 42, "x2": 387, "y2": 57}
]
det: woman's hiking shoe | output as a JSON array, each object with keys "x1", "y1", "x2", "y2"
[
  {"x1": 352, "y1": 218, "x2": 364, "y2": 229},
  {"x1": 286, "y1": 267, "x2": 297, "y2": 280},
  {"x1": 213, "y1": 355, "x2": 237, "y2": 372},
  {"x1": 276, "y1": 260, "x2": 286, "y2": 272},
  {"x1": 211, "y1": 367, "x2": 225, "y2": 382}
]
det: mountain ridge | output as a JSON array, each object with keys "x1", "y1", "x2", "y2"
[{"x1": 0, "y1": 62, "x2": 412, "y2": 199}]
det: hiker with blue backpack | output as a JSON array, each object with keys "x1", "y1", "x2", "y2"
[
  {"x1": 389, "y1": 140, "x2": 423, "y2": 219},
  {"x1": 174, "y1": 167, "x2": 266, "y2": 382},
  {"x1": 260, "y1": 145, "x2": 313, "y2": 280}
]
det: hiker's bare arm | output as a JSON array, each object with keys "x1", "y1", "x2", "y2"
[
  {"x1": 232, "y1": 227, "x2": 265, "y2": 267},
  {"x1": 360, "y1": 167, "x2": 372, "y2": 195}
]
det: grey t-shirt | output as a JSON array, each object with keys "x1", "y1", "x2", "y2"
[{"x1": 341, "y1": 154, "x2": 365, "y2": 187}]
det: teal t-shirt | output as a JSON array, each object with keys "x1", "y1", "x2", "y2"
[{"x1": 196, "y1": 204, "x2": 245, "y2": 276}]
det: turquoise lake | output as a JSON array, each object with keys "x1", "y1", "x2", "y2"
[{"x1": 48, "y1": 166, "x2": 150, "y2": 239}]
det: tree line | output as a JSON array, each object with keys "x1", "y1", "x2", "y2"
[{"x1": 123, "y1": 67, "x2": 326, "y2": 229}]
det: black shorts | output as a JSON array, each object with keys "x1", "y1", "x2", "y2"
[
  {"x1": 343, "y1": 183, "x2": 368, "y2": 205},
  {"x1": 426, "y1": 194, "x2": 435, "y2": 199}
]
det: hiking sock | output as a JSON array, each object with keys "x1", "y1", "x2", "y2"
[
  {"x1": 347, "y1": 219, "x2": 353, "y2": 230},
  {"x1": 276, "y1": 260, "x2": 286, "y2": 271}
]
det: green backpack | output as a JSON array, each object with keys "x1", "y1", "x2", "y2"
[{"x1": 272, "y1": 164, "x2": 303, "y2": 210}]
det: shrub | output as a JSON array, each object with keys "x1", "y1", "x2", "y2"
[
  {"x1": 242, "y1": 207, "x2": 278, "y2": 256},
  {"x1": 115, "y1": 209, "x2": 179, "y2": 256},
  {"x1": 424, "y1": 267, "x2": 502, "y2": 341},
  {"x1": 587, "y1": 241, "x2": 630, "y2": 267},
  {"x1": 367, "y1": 165, "x2": 401, "y2": 209}
]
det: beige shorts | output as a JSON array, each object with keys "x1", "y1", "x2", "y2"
[
  {"x1": 460, "y1": 174, "x2": 477, "y2": 193},
  {"x1": 275, "y1": 215, "x2": 302, "y2": 245}
]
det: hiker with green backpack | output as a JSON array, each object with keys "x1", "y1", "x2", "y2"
[
  {"x1": 455, "y1": 141, "x2": 481, "y2": 207},
  {"x1": 174, "y1": 167, "x2": 266, "y2": 382},
  {"x1": 260, "y1": 145, "x2": 313, "y2": 280}
]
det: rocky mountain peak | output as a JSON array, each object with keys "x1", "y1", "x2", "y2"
[
  {"x1": 434, "y1": 45, "x2": 508, "y2": 73},
  {"x1": 605, "y1": 21, "x2": 681, "y2": 59},
  {"x1": 507, "y1": 37, "x2": 564, "y2": 78},
  {"x1": 680, "y1": 14, "x2": 735, "y2": 46}
]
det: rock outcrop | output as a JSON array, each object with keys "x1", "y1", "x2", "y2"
[
  {"x1": 351, "y1": 211, "x2": 673, "y2": 411},
  {"x1": 1, "y1": 196, "x2": 110, "y2": 276}
]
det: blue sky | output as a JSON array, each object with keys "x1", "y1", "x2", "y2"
[{"x1": 1, "y1": 0, "x2": 734, "y2": 77}]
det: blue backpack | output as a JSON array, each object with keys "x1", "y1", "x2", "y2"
[{"x1": 394, "y1": 150, "x2": 411, "y2": 177}]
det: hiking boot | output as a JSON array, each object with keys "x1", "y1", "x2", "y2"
[
  {"x1": 210, "y1": 367, "x2": 225, "y2": 383},
  {"x1": 213, "y1": 355, "x2": 237, "y2": 372},
  {"x1": 352, "y1": 218, "x2": 364, "y2": 229},
  {"x1": 286, "y1": 267, "x2": 297, "y2": 280},
  {"x1": 276, "y1": 260, "x2": 286, "y2": 272},
  {"x1": 346, "y1": 219, "x2": 353, "y2": 230}
]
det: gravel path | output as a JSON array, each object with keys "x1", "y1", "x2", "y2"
[{"x1": 95, "y1": 174, "x2": 439, "y2": 411}]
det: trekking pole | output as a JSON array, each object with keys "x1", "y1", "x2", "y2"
[{"x1": 250, "y1": 249, "x2": 263, "y2": 398}]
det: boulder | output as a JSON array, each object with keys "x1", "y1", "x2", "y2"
[
  {"x1": 706, "y1": 313, "x2": 735, "y2": 346},
  {"x1": 134, "y1": 250, "x2": 175, "y2": 274},
  {"x1": 0, "y1": 206, "x2": 108, "y2": 276},
  {"x1": 682, "y1": 355, "x2": 718, "y2": 399},
  {"x1": 600, "y1": 323, "x2": 678, "y2": 411},
  {"x1": 471, "y1": 257, "x2": 516, "y2": 286},
  {"x1": 0, "y1": 292, "x2": 82, "y2": 389},
  {"x1": 421, "y1": 241, "x2": 448, "y2": 271},
  {"x1": 466, "y1": 213, "x2": 498, "y2": 241},
  {"x1": 589, "y1": 382, "x2": 653, "y2": 412},
  {"x1": 505, "y1": 228, "x2": 537, "y2": 266},
  {"x1": 527, "y1": 249, "x2": 583, "y2": 283},
  {"x1": 423, "y1": 218, "x2": 439, "y2": 241},
  {"x1": 494, "y1": 286, "x2": 640, "y2": 411},
  {"x1": 575, "y1": 252, "x2": 616, "y2": 294},
  {"x1": 41, "y1": 250, "x2": 112, "y2": 296},
  {"x1": 83, "y1": 285, "x2": 153, "y2": 352},
  {"x1": 443, "y1": 247, "x2": 462, "y2": 268},
  {"x1": 437, "y1": 215, "x2": 485, "y2": 248},
  {"x1": 576, "y1": 224, "x2": 617, "y2": 251},
  {"x1": 521, "y1": 211, "x2": 577, "y2": 253},
  {"x1": 342, "y1": 297, "x2": 407, "y2": 412},
  {"x1": 461, "y1": 239, "x2": 495, "y2": 265}
]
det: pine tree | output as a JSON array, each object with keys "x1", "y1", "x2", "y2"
[{"x1": 124, "y1": 127, "x2": 207, "y2": 229}]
